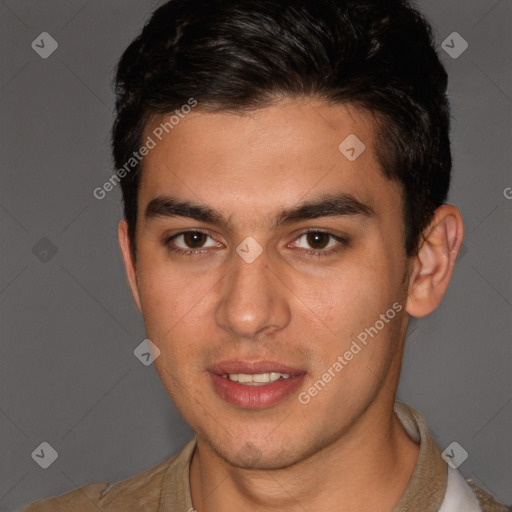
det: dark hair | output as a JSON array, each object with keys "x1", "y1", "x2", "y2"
[{"x1": 112, "y1": 0, "x2": 451, "y2": 260}]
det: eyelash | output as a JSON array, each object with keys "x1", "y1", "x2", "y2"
[{"x1": 163, "y1": 229, "x2": 348, "y2": 258}]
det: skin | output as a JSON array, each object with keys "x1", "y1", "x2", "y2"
[{"x1": 118, "y1": 98, "x2": 464, "y2": 512}]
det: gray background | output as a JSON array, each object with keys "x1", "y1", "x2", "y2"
[{"x1": 0, "y1": 1, "x2": 510, "y2": 510}]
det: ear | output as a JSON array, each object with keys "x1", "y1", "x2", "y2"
[
  {"x1": 406, "y1": 205, "x2": 464, "y2": 318},
  {"x1": 118, "y1": 219, "x2": 142, "y2": 313}
]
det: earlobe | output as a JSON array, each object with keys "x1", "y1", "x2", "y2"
[
  {"x1": 118, "y1": 219, "x2": 143, "y2": 313},
  {"x1": 405, "y1": 205, "x2": 464, "y2": 318}
]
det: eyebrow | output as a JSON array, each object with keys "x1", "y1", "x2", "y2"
[{"x1": 144, "y1": 192, "x2": 376, "y2": 229}]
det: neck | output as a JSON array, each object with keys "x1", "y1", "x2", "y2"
[{"x1": 189, "y1": 398, "x2": 420, "y2": 512}]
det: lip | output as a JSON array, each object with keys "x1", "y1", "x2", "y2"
[
  {"x1": 207, "y1": 360, "x2": 306, "y2": 409},
  {"x1": 207, "y1": 360, "x2": 305, "y2": 376}
]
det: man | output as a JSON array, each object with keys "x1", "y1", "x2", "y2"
[{"x1": 21, "y1": 0, "x2": 510, "y2": 510}]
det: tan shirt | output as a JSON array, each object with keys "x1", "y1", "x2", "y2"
[{"x1": 20, "y1": 402, "x2": 509, "y2": 512}]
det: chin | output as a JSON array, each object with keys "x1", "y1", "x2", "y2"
[{"x1": 212, "y1": 438, "x2": 307, "y2": 470}]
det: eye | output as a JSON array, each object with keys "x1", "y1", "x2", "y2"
[
  {"x1": 164, "y1": 230, "x2": 221, "y2": 256},
  {"x1": 291, "y1": 230, "x2": 348, "y2": 256},
  {"x1": 163, "y1": 229, "x2": 348, "y2": 258}
]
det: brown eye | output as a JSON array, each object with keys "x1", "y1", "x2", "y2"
[
  {"x1": 291, "y1": 230, "x2": 348, "y2": 257},
  {"x1": 182, "y1": 231, "x2": 208, "y2": 249},
  {"x1": 164, "y1": 230, "x2": 221, "y2": 256},
  {"x1": 305, "y1": 231, "x2": 330, "y2": 249}
]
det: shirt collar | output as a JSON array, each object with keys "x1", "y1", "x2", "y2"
[
  {"x1": 159, "y1": 401, "x2": 448, "y2": 512},
  {"x1": 391, "y1": 401, "x2": 448, "y2": 511}
]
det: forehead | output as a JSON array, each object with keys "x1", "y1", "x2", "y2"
[{"x1": 138, "y1": 99, "x2": 402, "y2": 229}]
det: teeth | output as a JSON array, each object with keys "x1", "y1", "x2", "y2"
[{"x1": 224, "y1": 372, "x2": 291, "y2": 384}]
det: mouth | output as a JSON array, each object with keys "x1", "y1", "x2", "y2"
[
  {"x1": 220, "y1": 371, "x2": 293, "y2": 385},
  {"x1": 207, "y1": 360, "x2": 306, "y2": 409}
]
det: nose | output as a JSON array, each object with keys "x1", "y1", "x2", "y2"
[{"x1": 214, "y1": 246, "x2": 291, "y2": 339}]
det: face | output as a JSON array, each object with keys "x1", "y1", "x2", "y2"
[{"x1": 122, "y1": 98, "x2": 413, "y2": 469}]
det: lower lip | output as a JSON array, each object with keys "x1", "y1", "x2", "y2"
[{"x1": 208, "y1": 372, "x2": 306, "y2": 409}]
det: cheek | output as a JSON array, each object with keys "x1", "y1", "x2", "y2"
[
  {"x1": 135, "y1": 261, "x2": 219, "y2": 368},
  {"x1": 297, "y1": 253, "x2": 403, "y2": 385},
  {"x1": 300, "y1": 255, "x2": 392, "y2": 332},
  {"x1": 136, "y1": 254, "x2": 211, "y2": 320},
  {"x1": 135, "y1": 267, "x2": 189, "y2": 346}
]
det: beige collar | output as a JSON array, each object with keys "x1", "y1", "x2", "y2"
[
  {"x1": 391, "y1": 401, "x2": 448, "y2": 511},
  {"x1": 158, "y1": 401, "x2": 448, "y2": 512}
]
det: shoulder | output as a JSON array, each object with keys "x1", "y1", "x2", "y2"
[
  {"x1": 439, "y1": 466, "x2": 510, "y2": 512},
  {"x1": 466, "y1": 478, "x2": 511, "y2": 512},
  {"x1": 19, "y1": 450, "x2": 183, "y2": 512},
  {"x1": 19, "y1": 481, "x2": 111, "y2": 512}
]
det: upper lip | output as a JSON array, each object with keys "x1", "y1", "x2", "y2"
[{"x1": 208, "y1": 360, "x2": 305, "y2": 376}]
